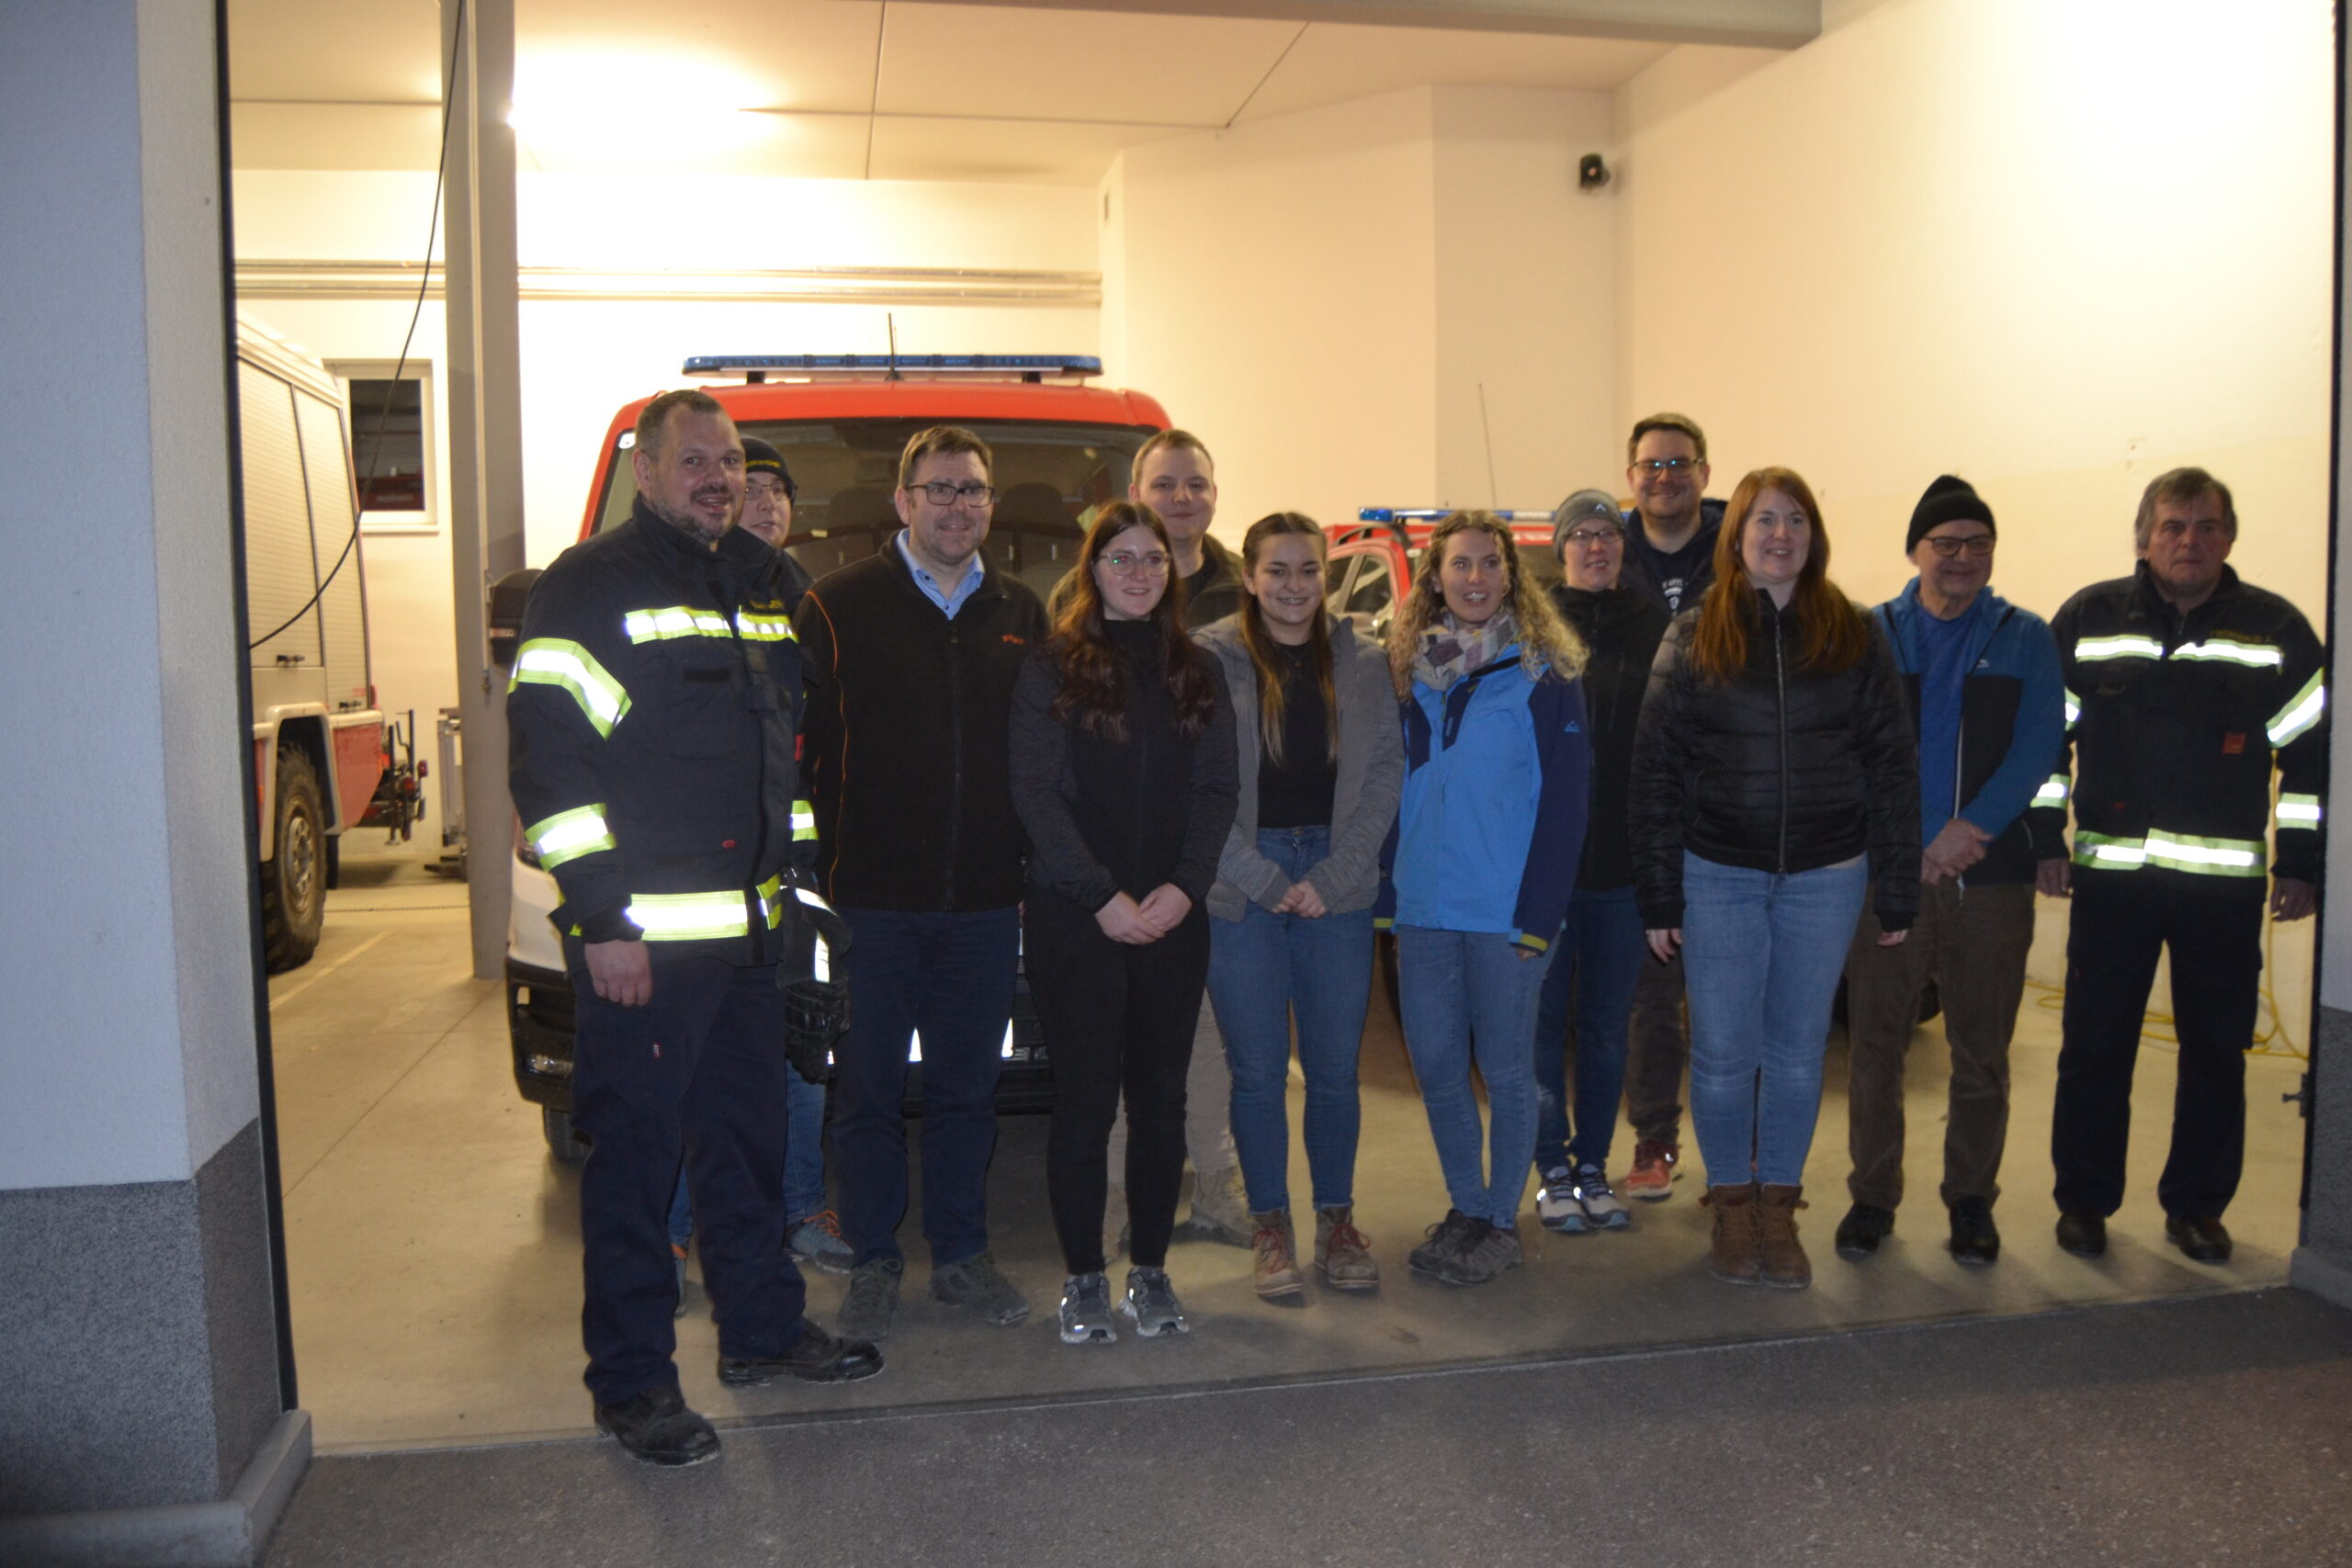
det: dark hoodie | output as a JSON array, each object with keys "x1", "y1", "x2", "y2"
[{"x1": 1550, "y1": 583, "x2": 1670, "y2": 889}]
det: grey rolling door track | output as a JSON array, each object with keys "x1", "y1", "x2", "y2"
[
  {"x1": 294, "y1": 390, "x2": 371, "y2": 708},
  {"x1": 240, "y1": 360, "x2": 323, "y2": 671}
]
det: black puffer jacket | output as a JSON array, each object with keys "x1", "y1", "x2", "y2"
[{"x1": 1630, "y1": 591, "x2": 1920, "y2": 932}]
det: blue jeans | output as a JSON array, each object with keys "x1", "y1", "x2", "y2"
[
  {"x1": 1532, "y1": 884, "x2": 1646, "y2": 1176},
  {"x1": 1679, "y1": 852, "x2": 1869, "y2": 1189},
  {"x1": 832, "y1": 906, "x2": 1020, "y2": 1268},
  {"x1": 1205, "y1": 827, "x2": 1376, "y2": 1213},
  {"x1": 669, "y1": 1072, "x2": 829, "y2": 1248},
  {"x1": 1395, "y1": 925, "x2": 1547, "y2": 1227}
]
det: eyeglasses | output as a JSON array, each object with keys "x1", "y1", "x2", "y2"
[
  {"x1": 1101, "y1": 550, "x2": 1171, "y2": 576},
  {"x1": 1632, "y1": 457, "x2": 1698, "y2": 477},
  {"x1": 911, "y1": 480, "x2": 996, "y2": 507},
  {"x1": 1562, "y1": 526, "x2": 1622, "y2": 547},
  {"x1": 1924, "y1": 536, "x2": 1996, "y2": 558},
  {"x1": 744, "y1": 477, "x2": 789, "y2": 499}
]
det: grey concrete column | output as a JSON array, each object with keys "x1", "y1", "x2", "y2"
[
  {"x1": 444, "y1": 0, "x2": 526, "y2": 980},
  {"x1": 2294, "y1": 18, "x2": 2352, "y2": 1313},
  {"x1": 0, "y1": 3, "x2": 308, "y2": 1563}
]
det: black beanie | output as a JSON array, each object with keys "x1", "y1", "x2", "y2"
[
  {"x1": 742, "y1": 436, "x2": 797, "y2": 502},
  {"x1": 1906, "y1": 474, "x2": 1993, "y2": 552}
]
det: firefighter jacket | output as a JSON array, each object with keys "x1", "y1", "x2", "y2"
[
  {"x1": 507, "y1": 500, "x2": 818, "y2": 961},
  {"x1": 2028, "y1": 564, "x2": 2324, "y2": 897}
]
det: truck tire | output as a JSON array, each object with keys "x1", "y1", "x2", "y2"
[
  {"x1": 543, "y1": 1105, "x2": 591, "y2": 1165},
  {"x1": 261, "y1": 747, "x2": 328, "y2": 972}
]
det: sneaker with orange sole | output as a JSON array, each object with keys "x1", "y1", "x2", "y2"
[{"x1": 1623, "y1": 1140, "x2": 1680, "y2": 1201}]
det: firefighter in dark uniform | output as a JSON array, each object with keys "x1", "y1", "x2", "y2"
[
  {"x1": 2031, "y1": 467, "x2": 2324, "y2": 1266},
  {"x1": 509, "y1": 389, "x2": 880, "y2": 1467}
]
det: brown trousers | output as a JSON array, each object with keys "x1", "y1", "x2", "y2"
[
  {"x1": 1842, "y1": 879, "x2": 2036, "y2": 1212},
  {"x1": 1623, "y1": 953, "x2": 1689, "y2": 1148}
]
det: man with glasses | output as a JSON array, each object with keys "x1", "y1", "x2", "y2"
[
  {"x1": 795, "y1": 425, "x2": 1049, "y2": 1339},
  {"x1": 1620, "y1": 412, "x2": 1725, "y2": 615},
  {"x1": 1615, "y1": 412, "x2": 1724, "y2": 1201},
  {"x1": 2030, "y1": 468, "x2": 2324, "y2": 1265},
  {"x1": 1834, "y1": 477, "x2": 2064, "y2": 1267}
]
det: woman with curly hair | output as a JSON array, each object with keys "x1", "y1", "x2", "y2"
[
  {"x1": 1011, "y1": 502, "x2": 1238, "y2": 1344},
  {"x1": 1630, "y1": 468, "x2": 1917, "y2": 1291},
  {"x1": 1377, "y1": 511, "x2": 1591, "y2": 1286}
]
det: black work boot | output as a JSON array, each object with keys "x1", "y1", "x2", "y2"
[
  {"x1": 718, "y1": 1323, "x2": 886, "y2": 1388},
  {"x1": 1834, "y1": 1202, "x2": 1894, "y2": 1260},
  {"x1": 594, "y1": 1383, "x2": 719, "y2": 1467},
  {"x1": 1946, "y1": 1196, "x2": 2000, "y2": 1265}
]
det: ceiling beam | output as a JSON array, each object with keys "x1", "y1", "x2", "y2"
[{"x1": 906, "y1": 0, "x2": 1817, "y2": 49}]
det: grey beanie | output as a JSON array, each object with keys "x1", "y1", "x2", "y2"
[{"x1": 1552, "y1": 489, "x2": 1623, "y2": 557}]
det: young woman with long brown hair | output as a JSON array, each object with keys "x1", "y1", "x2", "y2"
[
  {"x1": 1195, "y1": 513, "x2": 1403, "y2": 1302},
  {"x1": 1010, "y1": 502, "x2": 1238, "y2": 1344},
  {"x1": 1629, "y1": 468, "x2": 1918, "y2": 1291},
  {"x1": 1376, "y1": 512, "x2": 1592, "y2": 1287}
]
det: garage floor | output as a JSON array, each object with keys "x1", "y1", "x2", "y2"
[{"x1": 272, "y1": 842, "x2": 2315, "y2": 1455}]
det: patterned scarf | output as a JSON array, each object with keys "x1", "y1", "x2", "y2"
[{"x1": 1413, "y1": 609, "x2": 1520, "y2": 693}]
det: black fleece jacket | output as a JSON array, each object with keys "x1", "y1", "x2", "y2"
[
  {"x1": 1551, "y1": 583, "x2": 1671, "y2": 891},
  {"x1": 1008, "y1": 621, "x2": 1238, "y2": 914},
  {"x1": 794, "y1": 544, "x2": 1048, "y2": 911},
  {"x1": 1630, "y1": 592, "x2": 1920, "y2": 932}
]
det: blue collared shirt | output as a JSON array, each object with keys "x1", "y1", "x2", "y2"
[{"x1": 895, "y1": 529, "x2": 987, "y2": 619}]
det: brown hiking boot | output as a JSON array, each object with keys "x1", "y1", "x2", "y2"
[
  {"x1": 1703, "y1": 1182, "x2": 1762, "y2": 1285},
  {"x1": 1757, "y1": 1184, "x2": 1812, "y2": 1289},
  {"x1": 1250, "y1": 1211, "x2": 1306, "y2": 1301},
  {"x1": 1314, "y1": 1205, "x2": 1380, "y2": 1291}
]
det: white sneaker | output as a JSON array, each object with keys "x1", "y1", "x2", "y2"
[{"x1": 1537, "y1": 1168, "x2": 1589, "y2": 1233}]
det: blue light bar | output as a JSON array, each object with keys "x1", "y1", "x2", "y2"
[
  {"x1": 1359, "y1": 508, "x2": 1563, "y2": 523},
  {"x1": 684, "y1": 353, "x2": 1102, "y2": 377}
]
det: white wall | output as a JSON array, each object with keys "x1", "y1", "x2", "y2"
[
  {"x1": 1615, "y1": 0, "x2": 2335, "y2": 620},
  {"x1": 1105, "y1": 89, "x2": 1442, "y2": 536},
  {"x1": 1105, "y1": 84, "x2": 1620, "y2": 540},
  {"x1": 1, "y1": 0, "x2": 256, "y2": 1187},
  {"x1": 232, "y1": 168, "x2": 1102, "y2": 731},
  {"x1": 1432, "y1": 86, "x2": 1620, "y2": 510}
]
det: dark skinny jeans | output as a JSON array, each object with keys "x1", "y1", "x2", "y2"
[{"x1": 1026, "y1": 889, "x2": 1211, "y2": 1274}]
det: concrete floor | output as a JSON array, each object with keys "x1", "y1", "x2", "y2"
[
  {"x1": 272, "y1": 842, "x2": 2315, "y2": 1456},
  {"x1": 259, "y1": 1287, "x2": 2352, "y2": 1568}
]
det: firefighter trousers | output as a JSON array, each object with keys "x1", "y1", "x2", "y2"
[
  {"x1": 568, "y1": 945, "x2": 807, "y2": 1404},
  {"x1": 2051, "y1": 875, "x2": 2262, "y2": 1223}
]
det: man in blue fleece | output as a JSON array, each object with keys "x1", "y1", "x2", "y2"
[{"x1": 1834, "y1": 476, "x2": 2064, "y2": 1268}]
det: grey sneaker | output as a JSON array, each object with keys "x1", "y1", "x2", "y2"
[
  {"x1": 1120, "y1": 1266, "x2": 1190, "y2": 1337},
  {"x1": 1436, "y1": 1220, "x2": 1523, "y2": 1285},
  {"x1": 930, "y1": 1252, "x2": 1031, "y2": 1326},
  {"x1": 785, "y1": 1210, "x2": 854, "y2": 1276},
  {"x1": 1536, "y1": 1168, "x2": 1585, "y2": 1233},
  {"x1": 1408, "y1": 1209, "x2": 1480, "y2": 1278},
  {"x1": 1569, "y1": 1164, "x2": 1631, "y2": 1231},
  {"x1": 836, "y1": 1257, "x2": 903, "y2": 1341},
  {"x1": 1057, "y1": 1271, "x2": 1117, "y2": 1345}
]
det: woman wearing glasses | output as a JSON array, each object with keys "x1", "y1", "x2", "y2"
[
  {"x1": 1011, "y1": 502, "x2": 1238, "y2": 1344},
  {"x1": 1379, "y1": 512, "x2": 1591, "y2": 1287},
  {"x1": 1629, "y1": 468, "x2": 1918, "y2": 1290},
  {"x1": 1194, "y1": 513, "x2": 1403, "y2": 1303},
  {"x1": 1529, "y1": 491, "x2": 1673, "y2": 1236}
]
